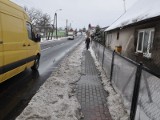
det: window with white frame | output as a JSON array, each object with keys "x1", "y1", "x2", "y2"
[{"x1": 136, "y1": 28, "x2": 154, "y2": 58}]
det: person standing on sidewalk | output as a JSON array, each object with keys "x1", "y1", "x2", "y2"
[{"x1": 85, "y1": 36, "x2": 90, "y2": 50}]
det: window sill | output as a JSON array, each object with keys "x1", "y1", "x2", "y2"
[{"x1": 134, "y1": 52, "x2": 152, "y2": 60}]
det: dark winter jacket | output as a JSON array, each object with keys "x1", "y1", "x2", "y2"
[{"x1": 85, "y1": 37, "x2": 90, "y2": 44}]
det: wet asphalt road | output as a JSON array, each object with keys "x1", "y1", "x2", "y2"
[{"x1": 0, "y1": 35, "x2": 84, "y2": 120}]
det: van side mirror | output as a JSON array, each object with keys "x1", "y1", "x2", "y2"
[
  {"x1": 36, "y1": 37, "x2": 41, "y2": 42},
  {"x1": 32, "y1": 32, "x2": 41, "y2": 42},
  {"x1": 35, "y1": 34, "x2": 41, "y2": 42}
]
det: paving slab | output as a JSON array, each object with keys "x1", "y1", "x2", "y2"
[{"x1": 76, "y1": 50, "x2": 112, "y2": 120}]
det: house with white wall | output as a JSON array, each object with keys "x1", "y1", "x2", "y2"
[{"x1": 105, "y1": 0, "x2": 160, "y2": 74}]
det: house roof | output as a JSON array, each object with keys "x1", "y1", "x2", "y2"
[{"x1": 105, "y1": 0, "x2": 160, "y2": 32}]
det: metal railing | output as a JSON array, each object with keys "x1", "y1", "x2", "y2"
[{"x1": 92, "y1": 41, "x2": 160, "y2": 120}]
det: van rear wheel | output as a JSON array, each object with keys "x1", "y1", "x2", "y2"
[{"x1": 31, "y1": 55, "x2": 40, "y2": 71}]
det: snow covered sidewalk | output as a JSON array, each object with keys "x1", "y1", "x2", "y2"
[
  {"x1": 16, "y1": 42, "x2": 83, "y2": 120},
  {"x1": 16, "y1": 41, "x2": 129, "y2": 120},
  {"x1": 90, "y1": 46, "x2": 129, "y2": 120},
  {"x1": 76, "y1": 49, "x2": 112, "y2": 120}
]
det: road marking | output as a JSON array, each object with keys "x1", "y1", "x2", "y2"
[{"x1": 41, "y1": 47, "x2": 51, "y2": 51}]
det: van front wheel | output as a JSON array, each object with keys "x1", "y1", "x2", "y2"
[{"x1": 31, "y1": 55, "x2": 40, "y2": 71}]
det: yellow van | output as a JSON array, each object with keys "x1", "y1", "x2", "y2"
[{"x1": 0, "y1": 0, "x2": 41, "y2": 83}]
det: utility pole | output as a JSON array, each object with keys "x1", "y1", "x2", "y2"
[
  {"x1": 66, "y1": 19, "x2": 68, "y2": 29},
  {"x1": 51, "y1": 14, "x2": 56, "y2": 40},
  {"x1": 51, "y1": 24, "x2": 54, "y2": 40},
  {"x1": 123, "y1": 0, "x2": 126, "y2": 13},
  {"x1": 54, "y1": 9, "x2": 62, "y2": 39},
  {"x1": 55, "y1": 13, "x2": 58, "y2": 39},
  {"x1": 66, "y1": 19, "x2": 68, "y2": 36},
  {"x1": 70, "y1": 23, "x2": 71, "y2": 30}
]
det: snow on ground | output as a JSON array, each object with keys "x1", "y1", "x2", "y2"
[
  {"x1": 40, "y1": 37, "x2": 68, "y2": 43},
  {"x1": 90, "y1": 45, "x2": 129, "y2": 120},
  {"x1": 16, "y1": 42, "x2": 84, "y2": 120}
]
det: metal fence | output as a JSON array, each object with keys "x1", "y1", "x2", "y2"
[
  {"x1": 92, "y1": 41, "x2": 112, "y2": 77},
  {"x1": 135, "y1": 68, "x2": 160, "y2": 120},
  {"x1": 91, "y1": 41, "x2": 160, "y2": 120}
]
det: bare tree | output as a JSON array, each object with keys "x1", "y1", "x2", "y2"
[
  {"x1": 24, "y1": 6, "x2": 42, "y2": 26},
  {"x1": 37, "y1": 13, "x2": 51, "y2": 39},
  {"x1": 24, "y1": 6, "x2": 52, "y2": 38}
]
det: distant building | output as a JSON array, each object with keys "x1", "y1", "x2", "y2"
[{"x1": 88, "y1": 24, "x2": 96, "y2": 36}]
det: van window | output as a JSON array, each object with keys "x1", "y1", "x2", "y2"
[{"x1": 26, "y1": 22, "x2": 32, "y2": 40}]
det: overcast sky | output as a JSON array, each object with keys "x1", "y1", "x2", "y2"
[{"x1": 10, "y1": 0, "x2": 138, "y2": 29}]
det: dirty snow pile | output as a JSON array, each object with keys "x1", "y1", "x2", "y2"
[
  {"x1": 90, "y1": 47, "x2": 129, "y2": 120},
  {"x1": 16, "y1": 43, "x2": 84, "y2": 120},
  {"x1": 40, "y1": 37, "x2": 68, "y2": 43}
]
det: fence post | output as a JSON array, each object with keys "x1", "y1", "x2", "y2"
[
  {"x1": 98, "y1": 44, "x2": 100, "y2": 61},
  {"x1": 130, "y1": 63, "x2": 143, "y2": 120},
  {"x1": 110, "y1": 50, "x2": 115, "y2": 82},
  {"x1": 102, "y1": 45, "x2": 105, "y2": 68},
  {"x1": 102, "y1": 32, "x2": 106, "y2": 68},
  {"x1": 95, "y1": 42, "x2": 98, "y2": 57}
]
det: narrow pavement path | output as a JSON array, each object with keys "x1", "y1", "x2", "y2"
[{"x1": 76, "y1": 50, "x2": 112, "y2": 120}]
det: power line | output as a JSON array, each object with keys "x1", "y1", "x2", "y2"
[
  {"x1": 106, "y1": 0, "x2": 127, "y2": 29},
  {"x1": 123, "y1": 0, "x2": 126, "y2": 13}
]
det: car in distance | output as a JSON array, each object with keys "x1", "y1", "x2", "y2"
[{"x1": 68, "y1": 31, "x2": 74, "y2": 40}]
